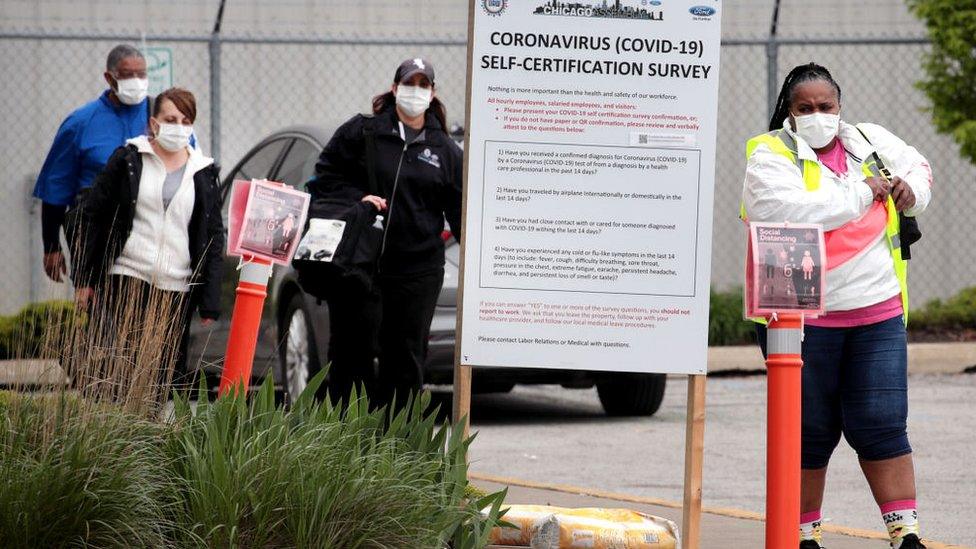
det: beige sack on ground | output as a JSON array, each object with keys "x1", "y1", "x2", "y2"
[{"x1": 489, "y1": 504, "x2": 679, "y2": 549}]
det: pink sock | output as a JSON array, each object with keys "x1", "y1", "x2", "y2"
[
  {"x1": 880, "y1": 500, "x2": 916, "y2": 515},
  {"x1": 800, "y1": 510, "x2": 823, "y2": 543}
]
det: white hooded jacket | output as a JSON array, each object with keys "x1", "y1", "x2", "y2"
[
  {"x1": 742, "y1": 120, "x2": 932, "y2": 311},
  {"x1": 109, "y1": 135, "x2": 215, "y2": 291}
]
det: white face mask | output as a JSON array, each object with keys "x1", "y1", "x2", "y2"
[
  {"x1": 395, "y1": 85, "x2": 433, "y2": 118},
  {"x1": 114, "y1": 77, "x2": 149, "y2": 105},
  {"x1": 792, "y1": 112, "x2": 840, "y2": 149},
  {"x1": 154, "y1": 122, "x2": 193, "y2": 152}
]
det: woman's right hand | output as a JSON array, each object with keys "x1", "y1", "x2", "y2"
[
  {"x1": 864, "y1": 176, "x2": 892, "y2": 202},
  {"x1": 75, "y1": 287, "x2": 96, "y2": 311},
  {"x1": 361, "y1": 195, "x2": 388, "y2": 212},
  {"x1": 43, "y1": 250, "x2": 67, "y2": 282}
]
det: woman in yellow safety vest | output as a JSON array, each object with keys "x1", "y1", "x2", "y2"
[{"x1": 742, "y1": 63, "x2": 932, "y2": 549}]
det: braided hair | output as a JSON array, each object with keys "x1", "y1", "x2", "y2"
[{"x1": 768, "y1": 63, "x2": 842, "y2": 131}]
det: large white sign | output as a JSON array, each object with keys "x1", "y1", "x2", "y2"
[{"x1": 460, "y1": 0, "x2": 722, "y2": 374}]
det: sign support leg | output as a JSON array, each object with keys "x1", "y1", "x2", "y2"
[
  {"x1": 452, "y1": 363, "x2": 473, "y2": 446},
  {"x1": 682, "y1": 373, "x2": 706, "y2": 549}
]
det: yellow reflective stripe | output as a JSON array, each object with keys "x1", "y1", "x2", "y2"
[
  {"x1": 883, "y1": 197, "x2": 910, "y2": 325},
  {"x1": 863, "y1": 159, "x2": 878, "y2": 178},
  {"x1": 801, "y1": 160, "x2": 821, "y2": 191},
  {"x1": 746, "y1": 133, "x2": 794, "y2": 160},
  {"x1": 867, "y1": 157, "x2": 909, "y2": 324}
]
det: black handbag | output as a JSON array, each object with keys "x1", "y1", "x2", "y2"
[{"x1": 293, "y1": 117, "x2": 386, "y2": 298}]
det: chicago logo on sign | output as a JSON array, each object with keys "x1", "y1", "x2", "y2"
[
  {"x1": 689, "y1": 5, "x2": 717, "y2": 18},
  {"x1": 482, "y1": 0, "x2": 507, "y2": 16},
  {"x1": 533, "y1": 0, "x2": 663, "y2": 21}
]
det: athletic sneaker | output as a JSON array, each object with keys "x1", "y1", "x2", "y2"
[
  {"x1": 893, "y1": 534, "x2": 926, "y2": 549},
  {"x1": 799, "y1": 541, "x2": 823, "y2": 549}
]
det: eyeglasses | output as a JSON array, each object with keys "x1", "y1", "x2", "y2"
[{"x1": 113, "y1": 70, "x2": 148, "y2": 80}]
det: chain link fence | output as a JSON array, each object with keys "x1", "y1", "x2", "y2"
[{"x1": 2, "y1": 0, "x2": 974, "y2": 315}]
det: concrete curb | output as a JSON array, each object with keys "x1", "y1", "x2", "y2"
[
  {"x1": 708, "y1": 342, "x2": 976, "y2": 376},
  {"x1": 0, "y1": 359, "x2": 67, "y2": 386}
]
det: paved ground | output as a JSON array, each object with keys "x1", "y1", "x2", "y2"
[
  {"x1": 460, "y1": 372, "x2": 976, "y2": 548},
  {"x1": 476, "y1": 479, "x2": 915, "y2": 548}
]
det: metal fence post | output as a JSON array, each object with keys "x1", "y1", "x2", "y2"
[
  {"x1": 766, "y1": 0, "x2": 782, "y2": 126},
  {"x1": 26, "y1": 175, "x2": 40, "y2": 304},
  {"x1": 209, "y1": 36, "x2": 221, "y2": 164},
  {"x1": 209, "y1": 0, "x2": 226, "y2": 164},
  {"x1": 766, "y1": 39, "x2": 779, "y2": 125}
]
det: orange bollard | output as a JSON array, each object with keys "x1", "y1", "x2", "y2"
[
  {"x1": 218, "y1": 255, "x2": 274, "y2": 397},
  {"x1": 765, "y1": 312, "x2": 803, "y2": 548}
]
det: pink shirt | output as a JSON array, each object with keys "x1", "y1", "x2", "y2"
[
  {"x1": 806, "y1": 290, "x2": 904, "y2": 328},
  {"x1": 816, "y1": 138, "x2": 849, "y2": 176},
  {"x1": 806, "y1": 139, "x2": 903, "y2": 328}
]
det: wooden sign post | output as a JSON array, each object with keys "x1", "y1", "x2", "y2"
[{"x1": 454, "y1": 1, "x2": 721, "y2": 546}]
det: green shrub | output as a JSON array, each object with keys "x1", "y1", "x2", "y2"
[
  {"x1": 707, "y1": 285, "x2": 976, "y2": 342},
  {"x1": 909, "y1": 286, "x2": 976, "y2": 332},
  {"x1": 709, "y1": 287, "x2": 755, "y2": 346},
  {"x1": 0, "y1": 394, "x2": 174, "y2": 548},
  {"x1": 164, "y1": 375, "x2": 506, "y2": 548},
  {"x1": 0, "y1": 371, "x2": 507, "y2": 549},
  {"x1": 1, "y1": 377, "x2": 506, "y2": 548},
  {"x1": 0, "y1": 300, "x2": 77, "y2": 360}
]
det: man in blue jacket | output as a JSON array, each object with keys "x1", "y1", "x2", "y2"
[{"x1": 34, "y1": 44, "x2": 150, "y2": 282}]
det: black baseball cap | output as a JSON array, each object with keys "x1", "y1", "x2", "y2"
[{"x1": 394, "y1": 58, "x2": 435, "y2": 84}]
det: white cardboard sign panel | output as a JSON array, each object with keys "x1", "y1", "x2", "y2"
[{"x1": 460, "y1": 0, "x2": 723, "y2": 374}]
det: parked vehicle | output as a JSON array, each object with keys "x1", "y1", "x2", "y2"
[{"x1": 188, "y1": 125, "x2": 666, "y2": 416}]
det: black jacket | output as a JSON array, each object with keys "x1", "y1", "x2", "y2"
[
  {"x1": 74, "y1": 144, "x2": 225, "y2": 320},
  {"x1": 306, "y1": 106, "x2": 463, "y2": 275}
]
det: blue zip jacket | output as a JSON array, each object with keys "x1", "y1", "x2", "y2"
[{"x1": 33, "y1": 90, "x2": 150, "y2": 206}]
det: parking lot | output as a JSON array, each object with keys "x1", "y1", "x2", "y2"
[{"x1": 461, "y1": 371, "x2": 976, "y2": 547}]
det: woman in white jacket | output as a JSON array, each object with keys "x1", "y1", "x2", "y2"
[
  {"x1": 742, "y1": 63, "x2": 931, "y2": 549},
  {"x1": 75, "y1": 87, "x2": 224, "y2": 402}
]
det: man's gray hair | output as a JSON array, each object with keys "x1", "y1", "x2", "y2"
[{"x1": 106, "y1": 44, "x2": 144, "y2": 72}]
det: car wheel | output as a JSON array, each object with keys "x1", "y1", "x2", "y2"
[
  {"x1": 279, "y1": 294, "x2": 320, "y2": 403},
  {"x1": 596, "y1": 373, "x2": 667, "y2": 417}
]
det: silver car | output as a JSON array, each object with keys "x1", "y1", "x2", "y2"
[{"x1": 189, "y1": 125, "x2": 666, "y2": 416}]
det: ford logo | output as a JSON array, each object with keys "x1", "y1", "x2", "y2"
[{"x1": 689, "y1": 5, "x2": 716, "y2": 16}]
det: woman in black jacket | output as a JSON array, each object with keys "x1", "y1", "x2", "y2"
[
  {"x1": 307, "y1": 58, "x2": 463, "y2": 408},
  {"x1": 74, "y1": 87, "x2": 224, "y2": 397}
]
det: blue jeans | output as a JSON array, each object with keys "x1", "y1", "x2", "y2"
[{"x1": 757, "y1": 316, "x2": 912, "y2": 469}]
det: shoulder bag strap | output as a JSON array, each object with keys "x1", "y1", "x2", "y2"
[
  {"x1": 855, "y1": 124, "x2": 919, "y2": 260},
  {"x1": 361, "y1": 114, "x2": 381, "y2": 198},
  {"x1": 854, "y1": 125, "x2": 892, "y2": 179}
]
